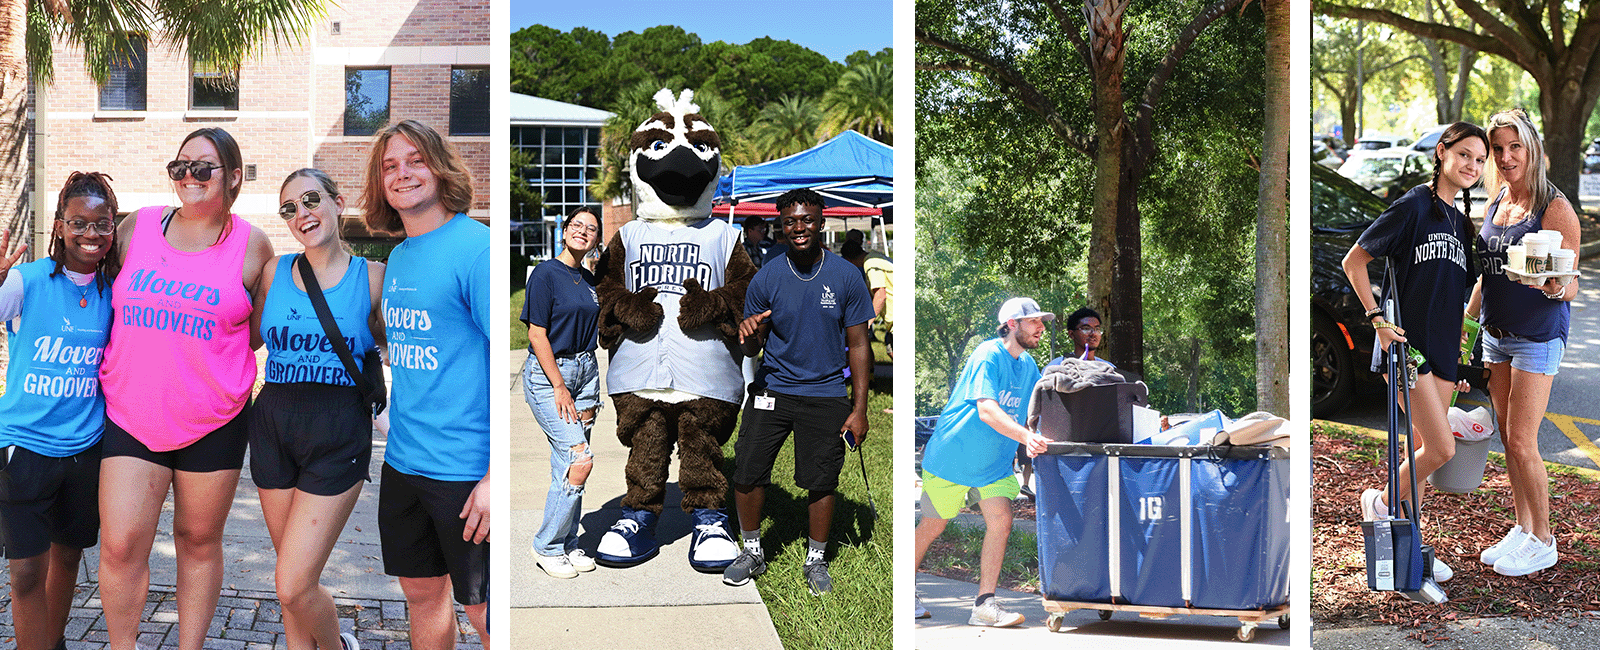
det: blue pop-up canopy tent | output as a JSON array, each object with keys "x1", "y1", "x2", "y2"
[{"x1": 714, "y1": 130, "x2": 894, "y2": 223}]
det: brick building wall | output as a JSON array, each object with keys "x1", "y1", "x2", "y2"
[{"x1": 39, "y1": 0, "x2": 490, "y2": 256}]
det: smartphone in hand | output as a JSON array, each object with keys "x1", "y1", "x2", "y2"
[{"x1": 841, "y1": 429, "x2": 859, "y2": 451}]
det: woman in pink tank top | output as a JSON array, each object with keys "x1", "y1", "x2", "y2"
[{"x1": 96, "y1": 128, "x2": 276, "y2": 650}]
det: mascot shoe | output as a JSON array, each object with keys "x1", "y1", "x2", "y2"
[
  {"x1": 596, "y1": 508, "x2": 661, "y2": 567},
  {"x1": 688, "y1": 508, "x2": 739, "y2": 572}
]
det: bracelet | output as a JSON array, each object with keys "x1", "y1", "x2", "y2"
[
  {"x1": 1544, "y1": 289, "x2": 1564, "y2": 300},
  {"x1": 1372, "y1": 320, "x2": 1399, "y2": 330},
  {"x1": 1364, "y1": 306, "x2": 1384, "y2": 319}
]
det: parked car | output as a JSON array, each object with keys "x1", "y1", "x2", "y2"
[
  {"x1": 1311, "y1": 163, "x2": 1388, "y2": 418},
  {"x1": 1352, "y1": 131, "x2": 1412, "y2": 151},
  {"x1": 1410, "y1": 124, "x2": 1452, "y2": 153},
  {"x1": 1313, "y1": 139, "x2": 1343, "y2": 169},
  {"x1": 1339, "y1": 147, "x2": 1432, "y2": 204}
]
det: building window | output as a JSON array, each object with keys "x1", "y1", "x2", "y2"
[
  {"x1": 99, "y1": 36, "x2": 147, "y2": 111},
  {"x1": 450, "y1": 67, "x2": 489, "y2": 136},
  {"x1": 510, "y1": 124, "x2": 602, "y2": 261},
  {"x1": 344, "y1": 68, "x2": 390, "y2": 137},
  {"x1": 191, "y1": 61, "x2": 239, "y2": 110}
]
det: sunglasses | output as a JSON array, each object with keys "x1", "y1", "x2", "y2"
[
  {"x1": 59, "y1": 218, "x2": 114, "y2": 236},
  {"x1": 166, "y1": 160, "x2": 224, "y2": 182},
  {"x1": 278, "y1": 190, "x2": 333, "y2": 220}
]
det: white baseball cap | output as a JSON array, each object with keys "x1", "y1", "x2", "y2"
[{"x1": 997, "y1": 297, "x2": 1055, "y2": 324}]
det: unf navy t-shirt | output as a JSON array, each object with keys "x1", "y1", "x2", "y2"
[
  {"x1": 383, "y1": 214, "x2": 490, "y2": 482},
  {"x1": 745, "y1": 250, "x2": 874, "y2": 397},
  {"x1": 520, "y1": 259, "x2": 598, "y2": 356},
  {"x1": 1355, "y1": 184, "x2": 1474, "y2": 382},
  {"x1": 922, "y1": 338, "x2": 1042, "y2": 487}
]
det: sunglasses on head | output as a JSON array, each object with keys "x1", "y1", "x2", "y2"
[
  {"x1": 278, "y1": 190, "x2": 333, "y2": 220},
  {"x1": 166, "y1": 160, "x2": 224, "y2": 182}
]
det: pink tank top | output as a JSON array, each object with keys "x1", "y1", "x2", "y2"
[{"x1": 100, "y1": 206, "x2": 256, "y2": 451}]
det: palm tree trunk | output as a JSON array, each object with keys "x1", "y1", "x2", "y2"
[{"x1": 1257, "y1": 0, "x2": 1290, "y2": 414}]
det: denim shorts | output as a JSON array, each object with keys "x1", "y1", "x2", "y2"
[
  {"x1": 522, "y1": 351, "x2": 602, "y2": 441},
  {"x1": 1483, "y1": 332, "x2": 1564, "y2": 376}
]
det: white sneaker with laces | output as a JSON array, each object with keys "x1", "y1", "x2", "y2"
[
  {"x1": 535, "y1": 552, "x2": 579, "y2": 579},
  {"x1": 1493, "y1": 534, "x2": 1558, "y2": 577},
  {"x1": 1480, "y1": 525, "x2": 1527, "y2": 566},
  {"x1": 1360, "y1": 488, "x2": 1389, "y2": 521},
  {"x1": 567, "y1": 548, "x2": 597, "y2": 572}
]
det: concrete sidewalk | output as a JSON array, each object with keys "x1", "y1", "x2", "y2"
[
  {"x1": 0, "y1": 425, "x2": 482, "y2": 650},
  {"x1": 506, "y1": 350, "x2": 782, "y2": 650}
]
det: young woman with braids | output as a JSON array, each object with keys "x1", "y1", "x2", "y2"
[
  {"x1": 1462, "y1": 109, "x2": 1580, "y2": 577},
  {"x1": 1342, "y1": 121, "x2": 1489, "y2": 583},
  {"x1": 0, "y1": 172, "x2": 119, "y2": 650}
]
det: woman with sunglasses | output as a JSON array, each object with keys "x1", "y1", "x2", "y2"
[
  {"x1": 523, "y1": 206, "x2": 603, "y2": 578},
  {"x1": 97, "y1": 128, "x2": 275, "y2": 650},
  {"x1": 0, "y1": 172, "x2": 119, "y2": 650},
  {"x1": 248, "y1": 169, "x2": 383, "y2": 650},
  {"x1": 1343, "y1": 121, "x2": 1488, "y2": 584}
]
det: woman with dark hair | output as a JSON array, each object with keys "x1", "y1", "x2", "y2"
[
  {"x1": 1342, "y1": 121, "x2": 1488, "y2": 583},
  {"x1": 0, "y1": 172, "x2": 118, "y2": 650},
  {"x1": 97, "y1": 127, "x2": 276, "y2": 650},
  {"x1": 1464, "y1": 109, "x2": 1580, "y2": 576},
  {"x1": 250, "y1": 168, "x2": 385, "y2": 650},
  {"x1": 523, "y1": 205, "x2": 604, "y2": 578}
]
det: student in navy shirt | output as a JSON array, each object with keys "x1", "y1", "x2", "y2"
[
  {"x1": 0, "y1": 172, "x2": 117, "y2": 650},
  {"x1": 522, "y1": 206, "x2": 603, "y2": 579},
  {"x1": 724, "y1": 188, "x2": 875, "y2": 595}
]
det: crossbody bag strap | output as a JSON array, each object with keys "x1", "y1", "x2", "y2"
[{"x1": 296, "y1": 254, "x2": 374, "y2": 395}]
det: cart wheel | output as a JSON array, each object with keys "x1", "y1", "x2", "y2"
[
  {"x1": 1046, "y1": 615, "x2": 1063, "y2": 633},
  {"x1": 1236, "y1": 623, "x2": 1257, "y2": 643},
  {"x1": 1278, "y1": 614, "x2": 1289, "y2": 630},
  {"x1": 1098, "y1": 609, "x2": 1112, "y2": 621}
]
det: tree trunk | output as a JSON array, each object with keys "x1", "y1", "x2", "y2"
[
  {"x1": 1110, "y1": 161, "x2": 1143, "y2": 376},
  {"x1": 1539, "y1": 85, "x2": 1595, "y2": 202},
  {"x1": 1087, "y1": 0, "x2": 1130, "y2": 372},
  {"x1": 1448, "y1": 46, "x2": 1474, "y2": 122},
  {"x1": 0, "y1": 0, "x2": 26, "y2": 245},
  {"x1": 1254, "y1": 0, "x2": 1290, "y2": 415}
]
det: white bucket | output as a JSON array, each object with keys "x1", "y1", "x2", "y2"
[{"x1": 1428, "y1": 436, "x2": 1491, "y2": 493}]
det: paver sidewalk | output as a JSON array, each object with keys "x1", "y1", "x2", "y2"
[{"x1": 0, "y1": 425, "x2": 483, "y2": 650}]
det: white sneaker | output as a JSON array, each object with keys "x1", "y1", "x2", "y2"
[
  {"x1": 535, "y1": 552, "x2": 579, "y2": 579},
  {"x1": 567, "y1": 548, "x2": 597, "y2": 572},
  {"x1": 1360, "y1": 488, "x2": 1390, "y2": 521},
  {"x1": 1494, "y1": 535, "x2": 1558, "y2": 576},
  {"x1": 915, "y1": 595, "x2": 930, "y2": 619},
  {"x1": 1480, "y1": 525, "x2": 1527, "y2": 566},
  {"x1": 1431, "y1": 556, "x2": 1453, "y2": 582},
  {"x1": 340, "y1": 632, "x2": 361, "y2": 650}
]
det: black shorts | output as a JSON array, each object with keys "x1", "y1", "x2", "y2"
[
  {"x1": 732, "y1": 388, "x2": 853, "y2": 492},
  {"x1": 378, "y1": 463, "x2": 488, "y2": 606},
  {"x1": 249, "y1": 383, "x2": 372, "y2": 496},
  {"x1": 0, "y1": 443, "x2": 102, "y2": 559},
  {"x1": 102, "y1": 408, "x2": 249, "y2": 473}
]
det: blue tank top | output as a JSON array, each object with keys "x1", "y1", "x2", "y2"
[
  {"x1": 1477, "y1": 189, "x2": 1570, "y2": 343},
  {"x1": 261, "y1": 254, "x2": 376, "y2": 385},
  {"x1": 0, "y1": 260, "x2": 112, "y2": 456}
]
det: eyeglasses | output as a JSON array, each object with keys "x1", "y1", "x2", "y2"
[
  {"x1": 1076, "y1": 326, "x2": 1103, "y2": 335},
  {"x1": 59, "y1": 218, "x2": 114, "y2": 236},
  {"x1": 166, "y1": 160, "x2": 224, "y2": 182},
  {"x1": 278, "y1": 190, "x2": 332, "y2": 220},
  {"x1": 566, "y1": 221, "x2": 598, "y2": 234}
]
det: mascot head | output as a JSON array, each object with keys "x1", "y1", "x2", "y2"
[{"x1": 629, "y1": 89, "x2": 721, "y2": 223}]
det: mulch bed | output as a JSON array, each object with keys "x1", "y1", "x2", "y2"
[{"x1": 1313, "y1": 421, "x2": 1600, "y2": 638}]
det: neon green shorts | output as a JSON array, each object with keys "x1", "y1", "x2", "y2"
[{"x1": 919, "y1": 471, "x2": 1020, "y2": 519}]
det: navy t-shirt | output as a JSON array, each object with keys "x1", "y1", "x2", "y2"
[
  {"x1": 520, "y1": 258, "x2": 599, "y2": 356},
  {"x1": 745, "y1": 250, "x2": 875, "y2": 397},
  {"x1": 1356, "y1": 184, "x2": 1476, "y2": 382}
]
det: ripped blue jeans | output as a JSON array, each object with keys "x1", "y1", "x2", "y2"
[{"x1": 523, "y1": 351, "x2": 602, "y2": 557}]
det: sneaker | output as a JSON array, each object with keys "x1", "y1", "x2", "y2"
[
  {"x1": 1431, "y1": 556, "x2": 1453, "y2": 583},
  {"x1": 1480, "y1": 525, "x2": 1527, "y2": 566},
  {"x1": 340, "y1": 632, "x2": 361, "y2": 650},
  {"x1": 914, "y1": 595, "x2": 931, "y2": 619},
  {"x1": 567, "y1": 548, "x2": 597, "y2": 572},
  {"x1": 968, "y1": 598, "x2": 1025, "y2": 627},
  {"x1": 1494, "y1": 535, "x2": 1558, "y2": 576},
  {"x1": 596, "y1": 508, "x2": 661, "y2": 567},
  {"x1": 688, "y1": 509, "x2": 740, "y2": 572},
  {"x1": 534, "y1": 552, "x2": 578, "y2": 579},
  {"x1": 803, "y1": 560, "x2": 832, "y2": 595},
  {"x1": 1359, "y1": 488, "x2": 1389, "y2": 521},
  {"x1": 722, "y1": 548, "x2": 767, "y2": 586}
]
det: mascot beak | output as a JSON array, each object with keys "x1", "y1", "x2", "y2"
[{"x1": 636, "y1": 147, "x2": 719, "y2": 207}]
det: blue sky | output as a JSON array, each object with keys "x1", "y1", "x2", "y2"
[{"x1": 510, "y1": 0, "x2": 894, "y2": 63}]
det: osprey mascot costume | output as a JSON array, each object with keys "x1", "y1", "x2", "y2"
[{"x1": 594, "y1": 89, "x2": 755, "y2": 570}]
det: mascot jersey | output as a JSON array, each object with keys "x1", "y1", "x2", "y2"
[
  {"x1": 607, "y1": 217, "x2": 745, "y2": 404},
  {"x1": 383, "y1": 214, "x2": 490, "y2": 482},
  {"x1": 0, "y1": 261, "x2": 111, "y2": 456}
]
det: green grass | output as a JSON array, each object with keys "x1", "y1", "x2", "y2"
[
  {"x1": 721, "y1": 373, "x2": 894, "y2": 650},
  {"x1": 510, "y1": 288, "x2": 529, "y2": 350},
  {"x1": 922, "y1": 519, "x2": 1041, "y2": 592}
]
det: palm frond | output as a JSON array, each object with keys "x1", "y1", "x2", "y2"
[{"x1": 153, "y1": 0, "x2": 326, "y2": 74}]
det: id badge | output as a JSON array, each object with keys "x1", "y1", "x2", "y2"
[{"x1": 754, "y1": 395, "x2": 776, "y2": 411}]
